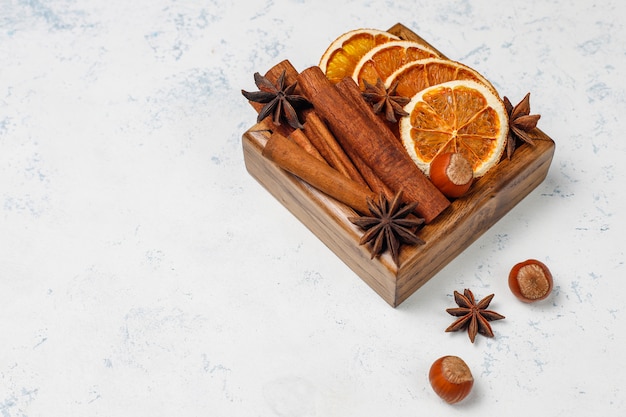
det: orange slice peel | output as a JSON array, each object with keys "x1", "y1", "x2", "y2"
[
  {"x1": 319, "y1": 29, "x2": 400, "y2": 84},
  {"x1": 399, "y1": 80, "x2": 508, "y2": 178}
]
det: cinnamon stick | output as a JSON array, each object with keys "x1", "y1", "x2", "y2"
[
  {"x1": 336, "y1": 78, "x2": 402, "y2": 144},
  {"x1": 296, "y1": 66, "x2": 450, "y2": 223},
  {"x1": 289, "y1": 128, "x2": 325, "y2": 162},
  {"x1": 350, "y1": 155, "x2": 395, "y2": 200},
  {"x1": 304, "y1": 112, "x2": 368, "y2": 187},
  {"x1": 262, "y1": 132, "x2": 376, "y2": 214},
  {"x1": 307, "y1": 110, "x2": 394, "y2": 200}
]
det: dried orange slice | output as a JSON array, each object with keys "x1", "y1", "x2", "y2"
[
  {"x1": 352, "y1": 40, "x2": 441, "y2": 89},
  {"x1": 399, "y1": 80, "x2": 508, "y2": 177},
  {"x1": 319, "y1": 29, "x2": 400, "y2": 84},
  {"x1": 385, "y1": 58, "x2": 497, "y2": 100}
]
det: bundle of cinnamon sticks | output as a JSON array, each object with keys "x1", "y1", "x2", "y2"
[{"x1": 246, "y1": 59, "x2": 450, "y2": 223}]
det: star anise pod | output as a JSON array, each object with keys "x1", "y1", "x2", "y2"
[
  {"x1": 241, "y1": 70, "x2": 310, "y2": 129},
  {"x1": 348, "y1": 191, "x2": 425, "y2": 266},
  {"x1": 445, "y1": 289, "x2": 505, "y2": 343},
  {"x1": 503, "y1": 92, "x2": 541, "y2": 159},
  {"x1": 361, "y1": 78, "x2": 410, "y2": 123}
]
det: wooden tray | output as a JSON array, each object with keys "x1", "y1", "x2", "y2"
[{"x1": 242, "y1": 24, "x2": 555, "y2": 307}]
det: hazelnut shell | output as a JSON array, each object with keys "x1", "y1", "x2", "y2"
[
  {"x1": 429, "y1": 152, "x2": 473, "y2": 198},
  {"x1": 429, "y1": 355, "x2": 474, "y2": 404},
  {"x1": 508, "y1": 259, "x2": 554, "y2": 303}
]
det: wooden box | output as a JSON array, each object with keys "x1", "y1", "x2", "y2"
[{"x1": 242, "y1": 24, "x2": 555, "y2": 307}]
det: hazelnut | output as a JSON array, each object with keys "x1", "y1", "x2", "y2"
[
  {"x1": 508, "y1": 259, "x2": 553, "y2": 303},
  {"x1": 429, "y1": 152, "x2": 474, "y2": 198},
  {"x1": 429, "y1": 355, "x2": 474, "y2": 404}
]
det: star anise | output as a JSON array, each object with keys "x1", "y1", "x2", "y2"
[
  {"x1": 445, "y1": 289, "x2": 505, "y2": 343},
  {"x1": 503, "y1": 92, "x2": 541, "y2": 159},
  {"x1": 348, "y1": 191, "x2": 425, "y2": 266},
  {"x1": 361, "y1": 78, "x2": 410, "y2": 123},
  {"x1": 241, "y1": 70, "x2": 310, "y2": 129}
]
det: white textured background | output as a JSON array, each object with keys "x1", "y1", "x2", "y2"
[{"x1": 1, "y1": 0, "x2": 625, "y2": 416}]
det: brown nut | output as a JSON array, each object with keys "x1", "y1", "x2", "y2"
[
  {"x1": 429, "y1": 355, "x2": 474, "y2": 404},
  {"x1": 508, "y1": 259, "x2": 554, "y2": 303},
  {"x1": 429, "y1": 152, "x2": 473, "y2": 198}
]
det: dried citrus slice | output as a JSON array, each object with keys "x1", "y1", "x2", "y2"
[
  {"x1": 319, "y1": 29, "x2": 400, "y2": 84},
  {"x1": 385, "y1": 58, "x2": 497, "y2": 99},
  {"x1": 399, "y1": 80, "x2": 508, "y2": 178},
  {"x1": 352, "y1": 40, "x2": 441, "y2": 89}
]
